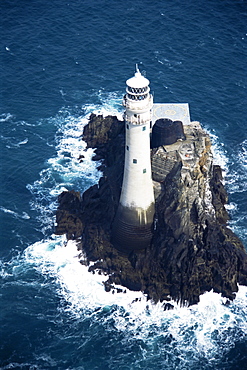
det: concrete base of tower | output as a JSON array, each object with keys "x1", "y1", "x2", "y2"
[{"x1": 111, "y1": 203, "x2": 155, "y2": 253}]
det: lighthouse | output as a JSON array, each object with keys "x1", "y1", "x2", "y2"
[{"x1": 112, "y1": 66, "x2": 155, "y2": 252}]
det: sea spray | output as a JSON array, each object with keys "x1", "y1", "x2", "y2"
[
  {"x1": 1, "y1": 98, "x2": 246, "y2": 369},
  {"x1": 21, "y1": 233, "x2": 247, "y2": 368}
]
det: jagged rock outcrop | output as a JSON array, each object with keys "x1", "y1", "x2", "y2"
[{"x1": 55, "y1": 114, "x2": 247, "y2": 306}]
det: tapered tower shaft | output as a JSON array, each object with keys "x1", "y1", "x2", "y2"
[{"x1": 112, "y1": 67, "x2": 155, "y2": 252}]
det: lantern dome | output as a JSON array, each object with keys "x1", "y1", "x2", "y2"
[{"x1": 126, "y1": 66, "x2": 149, "y2": 89}]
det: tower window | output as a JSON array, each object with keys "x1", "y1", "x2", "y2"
[
  {"x1": 142, "y1": 126, "x2": 146, "y2": 131},
  {"x1": 143, "y1": 169, "x2": 146, "y2": 173},
  {"x1": 126, "y1": 124, "x2": 129, "y2": 129},
  {"x1": 133, "y1": 159, "x2": 137, "y2": 164},
  {"x1": 126, "y1": 145, "x2": 129, "y2": 151}
]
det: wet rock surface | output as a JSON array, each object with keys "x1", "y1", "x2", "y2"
[{"x1": 55, "y1": 114, "x2": 247, "y2": 306}]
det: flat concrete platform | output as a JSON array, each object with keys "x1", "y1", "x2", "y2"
[{"x1": 153, "y1": 103, "x2": 191, "y2": 125}]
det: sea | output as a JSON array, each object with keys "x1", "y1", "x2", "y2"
[{"x1": 0, "y1": 0, "x2": 246, "y2": 369}]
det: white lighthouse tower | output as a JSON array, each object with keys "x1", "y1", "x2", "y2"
[{"x1": 112, "y1": 66, "x2": 155, "y2": 252}]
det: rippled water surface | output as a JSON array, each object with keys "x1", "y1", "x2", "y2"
[{"x1": 1, "y1": 0, "x2": 246, "y2": 368}]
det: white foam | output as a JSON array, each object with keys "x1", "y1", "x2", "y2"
[
  {"x1": 227, "y1": 138, "x2": 247, "y2": 194},
  {"x1": 207, "y1": 130, "x2": 247, "y2": 195},
  {"x1": 22, "y1": 233, "x2": 247, "y2": 364},
  {"x1": 0, "y1": 113, "x2": 13, "y2": 122},
  {"x1": 17, "y1": 138, "x2": 29, "y2": 145},
  {"x1": 26, "y1": 96, "x2": 123, "y2": 235},
  {"x1": 204, "y1": 128, "x2": 228, "y2": 173},
  {"x1": 24, "y1": 236, "x2": 144, "y2": 314},
  {"x1": 203, "y1": 127, "x2": 247, "y2": 243},
  {"x1": 6, "y1": 138, "x2": 29, "y2": 148},
  {"x1": 20, "y1": 99, "x2": 246, "y2": 364},
  {"x1": 0, "y1": 206, "x2": 30, "y2": 220}
]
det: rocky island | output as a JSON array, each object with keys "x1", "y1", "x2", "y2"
[
  {"x1": 55, "y1": 67, "x2": 247, "y2": 307},
  {"x1": 55, "y1": 112, "x2": 247, "y2": 307}
]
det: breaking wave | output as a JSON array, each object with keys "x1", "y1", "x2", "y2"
[
  {"x1": 2, "y1": 232, "x2": 244, "y2": 369},
  {"x1": 1, "y1": 95, "x2": 246, "y2": 369}
]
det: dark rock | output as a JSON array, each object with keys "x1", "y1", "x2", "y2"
[
  {"x1": 55, "y1": 190, "x2": 83, "y2": 240},
  {"x1": 210, "y1": 165, "x2": 229, "y2": 224},
  {"x1": 163, "y1": 303, "x2": 174, "y2": 311},
  {"x1": 55, "y1": 114, "x2": 247, "y2": 306},
  {"x1": 78, "y1": 154, "x2": 85, "y2": 162},
  {"x1": 83, "y1": 113, "x2": 124, "y2": 151}
]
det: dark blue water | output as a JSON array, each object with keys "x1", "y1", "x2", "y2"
[{"x1": 1, "y1": 0, "x2": 247, "y2": 369}]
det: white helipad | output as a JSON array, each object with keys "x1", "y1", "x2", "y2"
[{"x1": 153, "y1": 103, "x2": 191, "y2": 125}]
